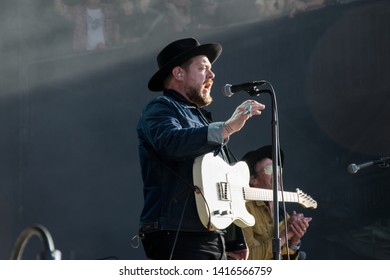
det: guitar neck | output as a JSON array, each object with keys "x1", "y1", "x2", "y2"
[{"x1": 243, "y1": 187, "x2": 299, "y2": 203}]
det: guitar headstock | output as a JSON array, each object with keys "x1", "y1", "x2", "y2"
[{"x1": 296, "y1": 188, "x2": 317, "y2": 209}]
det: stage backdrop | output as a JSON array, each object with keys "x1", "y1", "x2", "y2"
[{"x1": 0, "y1": 0, "x2": 389, "y2": 260}]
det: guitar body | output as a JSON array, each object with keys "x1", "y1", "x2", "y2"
[{"x1": 193, "y1": 153, "x2": 255, "y2": 231}]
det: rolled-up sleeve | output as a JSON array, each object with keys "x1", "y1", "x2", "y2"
[{"x1": 208, "y1": 122, "x2": 229, "y2": 145}]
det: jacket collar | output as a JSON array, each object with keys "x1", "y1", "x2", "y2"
[
  {"x1": 163, "y1": 89, "x2": 213, "y2": 121},
  {"x1": 163, "y1": 89, "x2": 195, "y2": 106}
]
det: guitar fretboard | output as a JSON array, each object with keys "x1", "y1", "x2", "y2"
[{"x1": 243, "y1": 187, "x2": 298, "y2": 203}]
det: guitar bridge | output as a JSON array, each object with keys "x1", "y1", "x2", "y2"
[{"x1": 217, "y1": 182, "x2": 231, "y2": 201}]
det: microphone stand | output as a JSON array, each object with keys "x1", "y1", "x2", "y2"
[{"x1": 248, "y1": 83, "x2": 281, "y2": 260}]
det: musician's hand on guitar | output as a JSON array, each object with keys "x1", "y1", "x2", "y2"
[
  {"x1": 227, "y1": 248, "x2": 249, "y2": 260},
  {"x1": 223, "y1": 100, "x2": 265, "y2": 138}
]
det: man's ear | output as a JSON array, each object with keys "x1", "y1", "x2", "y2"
[{"x1": 172, "y1": 66, "x2": 184, "y2": 80}]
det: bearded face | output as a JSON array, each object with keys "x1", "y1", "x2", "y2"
[{"x1": 185, "y1": 84, "x2": 213, "y2": 108}]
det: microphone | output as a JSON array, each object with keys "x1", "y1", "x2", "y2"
[
  {"x1": 347, "y1": 157, "x2": 390, "y2": 174},
  {"x1": 223, "y1": 81, "x2": 267, "y2": 97}
]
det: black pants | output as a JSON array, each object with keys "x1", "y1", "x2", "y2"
[{"x1": 141, "y1": 230, "x2": 227, "y2": 260}]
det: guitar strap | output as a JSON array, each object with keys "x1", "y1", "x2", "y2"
[{"x1": 218, "y1": 142, "x2": 238, "y2": 165}]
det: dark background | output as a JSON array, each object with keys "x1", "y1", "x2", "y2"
[{"x1": 1, "y1": 0, "x2": 389, "y2": 260}]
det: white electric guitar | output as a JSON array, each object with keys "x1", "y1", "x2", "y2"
[{"x1": 193, "y1": 152, "x2": 317, "y2": 231}]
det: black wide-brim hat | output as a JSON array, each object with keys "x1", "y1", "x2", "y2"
[
  {"x1": 148, "y1": 38, "x2": 222, "y2": 92},
  {"x1": 241, "y1": 145, "x2": 285, "y2": 176}
]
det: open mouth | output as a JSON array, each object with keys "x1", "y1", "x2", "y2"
[{"x1": 203, "y1": 80, "x2": 213, "y2": 90}]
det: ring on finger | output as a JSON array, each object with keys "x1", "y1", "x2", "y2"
[{"x1": 244, "y1": 105, "x2": 252, "y2": 115}]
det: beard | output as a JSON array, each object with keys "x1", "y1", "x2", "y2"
[{"x1": 185, "y1": 84, "x2": 213, "y2": 108}]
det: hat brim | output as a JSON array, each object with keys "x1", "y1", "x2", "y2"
[
  {"x1": 148, "y1": 43, "x2": 222, "y2": 92},
  {"x1": 241, "y1": 145, "x2": 285, "y2": 175}
]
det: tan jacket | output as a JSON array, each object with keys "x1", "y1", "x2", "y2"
[{"x1": 242, "y1": 200, "x2": 296, "y2": 260}]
